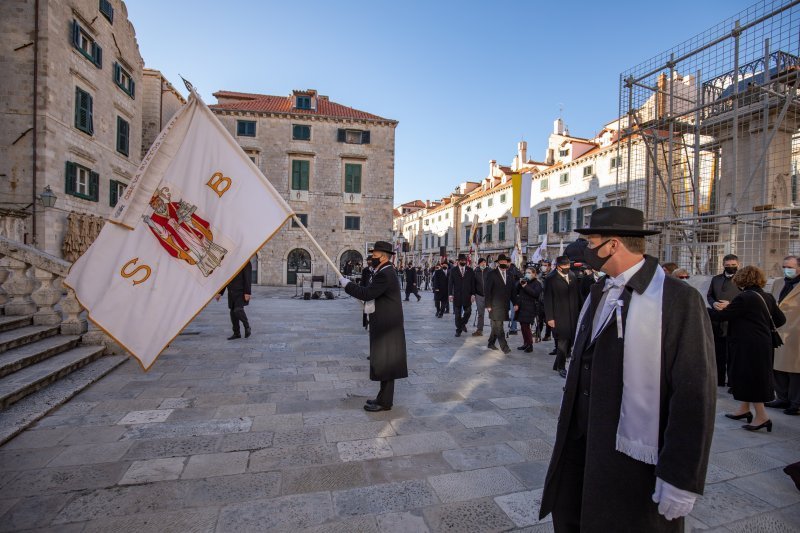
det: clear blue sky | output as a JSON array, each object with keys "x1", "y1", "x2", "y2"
[{"x1": 126, "y1": 0, "x2": 751, "y2": 205}]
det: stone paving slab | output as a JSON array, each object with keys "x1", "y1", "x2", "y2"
[{"x1": 0, "y1": 286, "x2": 798, "y2": 531}]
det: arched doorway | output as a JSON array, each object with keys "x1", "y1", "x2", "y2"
[
  {"x1": 340, "y1": 249, "x2": 363, "y2": 275},
  {"x1": 287, "y1": 248, "x2": 311, "y2": 285}
]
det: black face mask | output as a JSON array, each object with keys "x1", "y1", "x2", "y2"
[
  {"x1": 458, "y1": 261, "x2": 466, "y2": 267},
  {"x1": 369, "y1": 256, "x2": 381, "y2": 268},
  {"x1": 497, "y1": 263, "x2": 509, "y2": 270},
  {"x1": 724, "y1": 266, "x2": 738, "y2": 275},
  {"x1": 583, "y1": 239, "x2": 613, "y2": 272}
]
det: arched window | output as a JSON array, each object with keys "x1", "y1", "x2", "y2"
[
  {"x1": 287, "y1": 248, "x2": 311, "y2": 285},
  {"x1": 340, "y1": 250, "x2": 363, "y2": 274}
]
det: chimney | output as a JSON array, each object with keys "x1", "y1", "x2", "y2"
[
  {"x1": 546, "y1": 148, "x2": 555, "y2": 165},
  {"x1": 518, "y1": 141, "x2": 527, "y2": 165},
  {"x1": 512, "y1": 155, "x2": 519, "y2": 171},
  {"x1": 554, "y1": 118, "x2": 564, "y2": 135},
  {"x1": 489, "y1": 159, "x2": 496, "y2": 178}
]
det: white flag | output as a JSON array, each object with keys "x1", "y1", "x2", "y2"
[
  {"x1": 65, "y1": 88, "x2": 293, "y2": 370},
  {"x1": 532, "y1": 234, "x2": 548, "y2": 263},
  {"x1": 559, "y1": 238, "x2": 565, "y2": 256}
]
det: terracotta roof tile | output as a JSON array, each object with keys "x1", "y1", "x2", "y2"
[{"x1": 210, "y1": 91, "x2": 396, "y2": 123}]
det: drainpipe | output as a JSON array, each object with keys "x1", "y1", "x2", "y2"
[{"x1": 32, "y1": 0, "x2": 40, "y2": 247}]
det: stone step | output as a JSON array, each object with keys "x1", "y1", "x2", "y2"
[
  {"x1": 0, "y1": 315, "x2": 32, "y2": 333},
  {"x1": 0, "y1": 355, "x2": 127, "y2": 445},
  {"x1": 0, "y1": 345, "x2": 106, "y2": 409},
  {"x1": 0, "y1": 335, "x2": 82, "y2": 379},
  {"x1": 0, "y1": 325, "x2": 60, "y2": 354}
]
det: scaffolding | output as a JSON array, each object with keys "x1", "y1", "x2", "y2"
[{"x1": 618, "y1": 0, "x2": 800, "y2": 276}]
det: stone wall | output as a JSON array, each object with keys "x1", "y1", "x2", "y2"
[
  {"x1": 141, "y1": 68, "x2": 185, "y2": 159},
  {"x1": 212, "y1": 110, "x2": 397, "y2": 285}
]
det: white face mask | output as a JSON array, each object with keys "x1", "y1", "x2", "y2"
[{"x1": 785, "y1": 267, "x2": 798, "y2": 279}]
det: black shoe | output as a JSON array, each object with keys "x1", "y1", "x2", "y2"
[
  {"x1": 766, "y1": 400, "x2": 790, "y2": 409},
  {"x1": 559, "y1": 369, "x2": 567, "y2": 378},
  {"x1": 508, "y1": 330, "x2": 518, "y2": 335},
  {"x1": 244, "y1": 327, "x2": 251, "y2": 338},
  {"x1": 517, "y1": 345, "x2": 528, "y2": 350},
  {"x1": 416, "y1": 295, "x2": 421, "y2": 301},
  {"x1": 543, "y1": 336, "x2": 552, "y2": 341},
  {"x1": 742, "y1": 420, "x2": 772, "y2": 432},
  {"x1": 227, "y1": 333, "x2": 241, "y2": 340},
  {"x1": 549, "y1": 349, "x2": 557, "y2": 355},
  {"x1": 784, "y1": 407, "x2": 800, "y2": 416},
  {"x1": 488, "y1": 344, "x2": 499, "y2": 351},
  {"x1": 364, "y1": 403, "x2": 391, "y2": 412},
  {"x1": 725, "y1": 412, "x2": 753, "y2": 423},
  {"x1": 501, "y1": 345, "x2": 511, "y2": 354},
  {"x1": 455, "y1": 330, "x2": 461, "y2": 337},
  {"x1": 524, "y1": 346, "x2": 533, "y2": 353},
  {"x1": 365, "y1": 399, "x2": 378, "y2": 405}
]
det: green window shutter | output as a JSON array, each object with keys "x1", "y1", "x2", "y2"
[
  {"x1": 565, "y1": 209, "x2": 572, "y2": 231},
  {"x1": 113, "y1": 62, "x2": 120, "y2": 85},
  {"x1": 345, "y1": 164, "x2": 362, "y2": 193},
  {"x1": 129, "y1": 78, "x2": 135, "y2": 99},
  {"x1": 301, "y1": 161, "x2": 309, "y2": 190},
  {"x1": 91, "y1": 42, "x2": 102, "y2": 68},
  {"x1": 65, "y1": 162, "x2": 77, "y2": 195},
  {"x1": 86, "y1": 92, "x2": 93, "y2": 134},
  {"x1": 576, "y1": 207, "x2": 584, "y2": 228},
  {"x1": 292, "y1": 161, "x2": 309, "y2": 190},
  {"x1": 75, "y1": 88, "x2": 93, "y2": 134},
  {"x1": 353, "y1": 165, "x2": 361, "y2": 193},
  {"x1": 291, "y1": 161, "x2": 300, "y2": 189},
  {"x1": 89, "y1": 171, "x2": 99, "y2": 202},
  {"x1": 109, "y1": 180, "x2": 118, "y2": 206},
  {"x1": 553, "y1": 213, "x2": 560, "y2": 233},
  {"x1": 71, "y1": 20, "x2": 81, "y2": 48},
  {"x1": 499, "y1": 221, "x2": 505, "y2": 241},
  {"x1": 337, "y1": 129, "x2": 346, "y2": 142},
  {"x1": 361, "y1": 131, "x2": 370, "y2": 144}
]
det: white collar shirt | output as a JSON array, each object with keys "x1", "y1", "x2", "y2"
[{"x1": 591, "y1": 258, "x2": 646, "y2": 338}]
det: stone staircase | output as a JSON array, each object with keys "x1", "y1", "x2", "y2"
[{"x1": 0, "y1": 237, "x2": 126, "y2": 445}]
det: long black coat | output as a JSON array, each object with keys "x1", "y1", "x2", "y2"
[
  {"x1": 706, "y1": 273, "x2": 742, "y2": 336},
  {"x1": 345, "y1": 263, "x2": 408, "y2": 381},
  {"x1": 708, "y1": 287, "x2": 786, "y2": 402},
  {"x1": 219, "y1": 261, "x2": 252, "y2": 309},
  {"x1": 543, "y1": 270, "x2": 582, "y2": 341},
  {"x1": 431, "y1": 269, "x2": 448, "y2": 302},
  {"x1": 515, "y1": 279, "x2": 542, "y2": 324},
  {"x1": 448, "y1": 266, "x2": 475, "y2": 306},
  {"x1": 540, "y1": 256, "x2": 717, "y2": 532},
  {"x1": 405, "y1": 267, "x2": 418, "y2": 288},
  {"x1": 484, "y1": 268, "x2": 517, "y2": 321},
  {"x1": 474, "y1": 266, "x2": 490, "y2": 297}
]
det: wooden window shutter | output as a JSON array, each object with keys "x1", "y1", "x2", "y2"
[
  {"x1": 86, "y1": 91, "x2": 94, "y2": 134},
  {"x1": 129, "y1": 78, "x2": 136, "y2": 98},
  {"x1": 565, "y1": 209, "x2": 572, "y2": 231},
  {"x1": 301, "y1": 161, "x2": 309, "y2": 190},
  {"x1": 110, "y1": 180, "x2": 118, "y2": 206},
  {"x1": 337, "y1": 129, "x2": 346, "y2": 142},
  {"x1": 89, "y1": 171, "x2": 100, "y2": 201},
  {"x1": 71, "y1": 20, "x2": 81, "y2": 48},
  {"x1": 361, "y1": 131, "x2": 370, "y2": 144},
  {"x1": 65, "y1": 162, "x2": 77, "y2": 195},
  {"x1": 353, "y1": 165, "x2": 361, "y2": 193},
  {"x1": 291, "y1": 161, "x2": 300, "y2": 189},
  {"x1": 91, "y1": 42, "x2": 102, "y2": 67}
]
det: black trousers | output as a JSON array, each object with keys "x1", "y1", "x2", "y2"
[
  {"x1": 536, "y1": 310, "x2": 552, "y2": 338},
  {"x1": 774, "y1": 370, "x2": 800, "y2": 408},
  {"x1": 376, "y1": 380, "x2": 394, "y2": 407},
  {"x1": 435, "y1": 299, "x2": 446, "y2": 315},
  {"x1": 553, "y1": 337, "x2": 570, "y2": 371},
  {"x1": 551, "y1": 436, "x2": 586, "y2": 533},
  {"x1": 454, "y1": 302, "x2": 471, "y2": 331},
  {"x1": 713, "y1": 335, "x2": 729, "y2": 386},
  {"x1": 229, "y1": 306, "x2": 249, "y2": 334},
  {"x1": 405, "y1": 285, "x2": 419, "y2": 299},
  {"x1": 488, "y1": 319, "x2": 509, "y2": 349}
]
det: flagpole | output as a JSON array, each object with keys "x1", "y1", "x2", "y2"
[{"x1": 292, "y1": 214, "x2": 343, "y2": 276}]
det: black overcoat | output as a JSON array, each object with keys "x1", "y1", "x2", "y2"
[
  {"x1": 706, "y1": 273, "x2": 742, "y2": 336},
  {"x1": 540, "y1": 256, "x2": 717, "y2": 532},
  {"x1": 219, "y1": 261, "x2": 252, "y2": 309},
  {"x1": 708, "y1": 287, "x2": 786, "y2": 402},
  {"x1": 405, "y1": 267, "x2": 417, "y2": 288},
  {"x1": 448, "y1": 266, "x2": 476, "y2": 306},
  {"x1": 345, "y1": 263, "x2": 408, "y2": 381},
  {"x1": 484, "y1": 269, "x2": 517, "y2": 320},
  {"x1": 431, "y1": 270, "x2": 448, "y2": 302},
  {"x1": 474, "y1": 266, "x2": 490, "y2": 297},
  {"x1": 514, "y1": 279, "x2": 542, "y2": 324},
  {"x1": 543, "y1": 270, "x2": 582, "y2": 341}
]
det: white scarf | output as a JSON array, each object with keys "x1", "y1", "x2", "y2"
[
  {"x1": 571, "y1": 261, "x2": 664, "y2": 465},
  {"x1": 616, "y1": 265, "x2": 664, "y2": 465}
]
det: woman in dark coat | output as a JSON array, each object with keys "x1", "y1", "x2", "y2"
[
  {"x1": 341, "y1": 242, "x2": 408, "y2": 411},
  {"x1": 431, "y1": 265, "x2": 448, "y2": 318},
  {"x1": 708, "y1": 265, "x2": 786, "y2": 432},
  {"x1": 515, "y1": 266, "x2": 542, "y2": 352}
]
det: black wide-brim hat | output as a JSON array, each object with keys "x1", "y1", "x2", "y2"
[
  {"x1": 369, "y1": 241, "x2": 396, "y2": 255},
  {"x1": 574, "y1": 206, "x2": 660, "y2": 236},
  {"x1": 457, "y1": 254, "x2": 467, "y2": 261}
]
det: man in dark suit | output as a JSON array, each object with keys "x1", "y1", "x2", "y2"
[
  {"x1": 340, "y1": 241, "x2": 408, "y2": 412},
  {"x1": 544, "y1": 256, "x2": 582, "y2": 377},
  {"x1": 472, "y1": 258, "x2": 490, "y2": 337},
  {"x1": 485, "y1": 254, "x2": 517, "y2": 354},
  {"x1": 448, "y1": 254, "x2": 476, "y2": 337},
  {"x1": 215, "y1": 260, "x2": 253, "y2": 340},
  {"x1": 706, "y1": 254, "x2": 741, "y2": 387},
  {"x1": 431, "y1": 264, "x2": 448, "y2": 317},
  {"x1": 360, "y1": 264, "x2": 373, "y2": 329},
  {"x1": 404, "y1": 263, "x2": 421, "y2": 301},
  {"x1": 540, "y1": 207, "x2": 716, "y2": 532}
]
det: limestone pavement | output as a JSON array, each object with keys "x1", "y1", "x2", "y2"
[{"x1": 0, "y1": 286, "x2": 799, "y2": 532}]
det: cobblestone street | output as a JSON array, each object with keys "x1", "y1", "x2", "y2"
[{"x1": 0, "y1": 286, "x2": 799, "y2": 532}]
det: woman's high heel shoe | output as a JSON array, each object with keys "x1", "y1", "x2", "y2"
[
  {"x1": 725, "y1": 412, "x2": 753, "y2": 424},
  {"x1": 742, "y1": 420, "x2": 772, "y2": 432}
]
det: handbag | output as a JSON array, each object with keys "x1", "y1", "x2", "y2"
[{"x1": 753, "y1": 291, "x2": 784, "y2": 348}]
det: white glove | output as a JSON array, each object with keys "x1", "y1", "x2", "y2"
[
  {"x1": 652, "y1": 478, "x2": 697, "y2": 521},
  {"x1": 339, "y1": 277, "x2": 350, "y2": 288}
]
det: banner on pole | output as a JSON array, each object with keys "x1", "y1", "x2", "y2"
[{"x1": 511, "y1": 173, "x2": 532, "y2": 218}]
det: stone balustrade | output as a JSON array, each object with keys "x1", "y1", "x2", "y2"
[{"x1": 0, "y1": 236, "x2": 119, "y2": 351}]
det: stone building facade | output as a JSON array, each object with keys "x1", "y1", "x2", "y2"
[
  {"x1": 0, "y1": 0, "x2": 145, "y2": 256},
  {"x1": 140, "y1": 68, "x2": 185, "y2": 159},
  {"x1": 209, "y1": 89, "x2": 398, "y2": 285}
]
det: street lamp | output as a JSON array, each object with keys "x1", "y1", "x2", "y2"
[{"x1": 39, "y1": 185, "x2": 56, "y2": 208}]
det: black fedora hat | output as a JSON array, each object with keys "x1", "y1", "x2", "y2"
[
  {"x1": 575, "y1": 206, "x2": 660, "y2": 236},
  {"x1": 457, "y1": 254, "x2": 468, "y2": 261},
  {"x1": 369, "y1": 241, "x2": 396, "y2": 255}
]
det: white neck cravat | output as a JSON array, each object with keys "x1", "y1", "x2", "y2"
[
  {"x1": 591, "y1": 260, "x2": 645, "y2": 339},
  {"x1": 501, "y1": 270, "x2": 506, "y2": 284}
]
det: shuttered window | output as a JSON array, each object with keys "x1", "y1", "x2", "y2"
[
  {"x1": 113, "y1": 62, "x2": 135, "y2": 98},
  {"x1": 337, "y1": 129, "x2": 370, "y2": 144},
  {"x1": 116, "y1": 116, "x2": 129, "y2": 156},
  {"x1": 291, "y1": 160, "x2": 310, "y2": 191},
  {"x1": 65, "y1": 161, "x2": 99, "y2": 202},
  {"x1": 74, "y1": 87, "x2": 93, "y2": 135},
  {"x1": 237, "y1": 120, "x2": 256, "y2": 137},
  {"x1": 99, "y1": 0, "x2": 114, "y2": 23},
  {"x1": 344, "y1": 216, "x2": 361, "y2": 230},
  {"x1": 344, "y1": 164, "x2": 361, "y2": 193},
  {"x1": 109, "y1": 179, "x2": 127, "y2": 207},
  {"x1": 71, "y1": 20, "x2": 102, "y2": 67},
  {"x1": 499, "y1": 221, "x2": 506, "y2": 241},
  {"x1": 292, "y1": 124, "x2": 310, "y2": 140}
]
